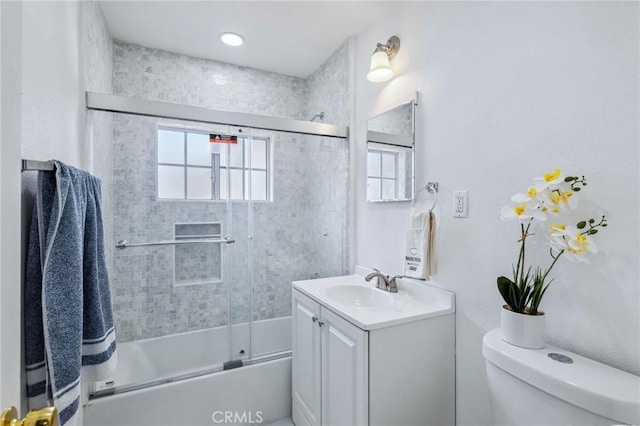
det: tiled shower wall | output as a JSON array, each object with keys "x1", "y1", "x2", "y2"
[
  {"x1": 81, "y1": 2, "x2": 114, "y2": 269},
  {"x1": 110, "y1": 41, "x2": 350, "y2": 341},
  {"x1": 305, "y1": 42, "x2": 350, "y2": 126}
]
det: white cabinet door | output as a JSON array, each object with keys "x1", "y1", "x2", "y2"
[
  {"x1": 320, "y1": 307, "x2": 368, "y2": 426},
  {"x1": 292, "y1": 291, "x2": 322, "y2": 426}
]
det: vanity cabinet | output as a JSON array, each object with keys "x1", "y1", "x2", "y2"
[
  {"x1": 292, "y1": 285, "x2": 455, "y2": 426},
  {"x1": 292, "y1": 290, "x2": 367, "y2": 426}
]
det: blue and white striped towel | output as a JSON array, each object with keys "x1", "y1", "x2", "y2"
[{"x1": 25, "y1": 160, "x2": 117, "y2": 426}]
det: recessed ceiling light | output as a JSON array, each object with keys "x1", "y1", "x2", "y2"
[{"x1": 220, "y1": 32, "x2": 244, "y2": 47}]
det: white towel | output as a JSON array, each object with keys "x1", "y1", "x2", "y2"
[{"x1": 404, "y1": 208, "x2": 437, "y2": 279}]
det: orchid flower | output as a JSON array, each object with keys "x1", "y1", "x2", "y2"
[
  {"x1": 549, "y1": 224, "x2": 598, "y2": 263},
  {"x1": 533, "y1": 168, "x2": 565, "y2": 188},
  {"x1": 498, "y1": 169, "x2": 607, "y2": 315},
  {"x1": 500, "y1": 200, "x2": 547, "y2": 222}
]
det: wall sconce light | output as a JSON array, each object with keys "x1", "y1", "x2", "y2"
[{"x1": 366, "y1": 36, "x2": 400, "y2": 83}]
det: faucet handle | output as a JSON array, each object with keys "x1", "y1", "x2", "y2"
[{"x1": 388, "y1": 275, "x2": 403, "y2": 293}]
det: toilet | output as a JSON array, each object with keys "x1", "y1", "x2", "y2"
[{"x1": 483, "y1": 329, "x2": 640, "y2": 426}]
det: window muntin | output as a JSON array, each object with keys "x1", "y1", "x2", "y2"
[{"x1": 157, "y1": 127, "x2": 270, "y2": 201}]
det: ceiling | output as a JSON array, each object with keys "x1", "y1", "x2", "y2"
[{"x1": 99, "y1": 1, "x2": 391, "y2": 79}]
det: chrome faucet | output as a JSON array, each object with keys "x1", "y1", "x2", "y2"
[
  {"x1": 365, "y1": 269, "x2": 401, "y2": 293},
  {"x1": 365, "y1": 269, "x2": 389, "y2": 290}
]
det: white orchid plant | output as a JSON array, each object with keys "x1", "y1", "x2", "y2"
[{"x1": 498, "y1": 169, "x2": 607, "y2": 315}]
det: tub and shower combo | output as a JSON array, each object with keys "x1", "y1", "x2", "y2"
[{"x1": 81, "y1": 93, "x2": 349, "y2": 425}]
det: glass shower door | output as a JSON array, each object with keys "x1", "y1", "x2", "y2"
[
  {"x1": 89, "y1": 109, "x2": 348, "y2": 398},
  {"x1": 247, "y1": 129, "x2": 349, "y2": 361},
  {"x1": 91, "y1": 114, "x2": 250, "y2": 396},
  {"x1": 216, "y1": 126, "x2": 253, "y2": 365}
]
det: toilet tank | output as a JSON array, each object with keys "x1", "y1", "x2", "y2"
[{"x1": 483, "y1": 329, "x2": 640, "y2": 426}]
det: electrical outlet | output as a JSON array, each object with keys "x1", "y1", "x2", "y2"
[{"x1": 453, "y1": 190, "x2": 468, "y2": 218}]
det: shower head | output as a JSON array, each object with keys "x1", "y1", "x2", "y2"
[{"x1": 310, "y1": 112, "x2": 325, "y2": 122}]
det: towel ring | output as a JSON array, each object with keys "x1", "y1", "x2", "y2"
[{"x1": 413, "y1": 182, "x2": 438, "y2": 211}]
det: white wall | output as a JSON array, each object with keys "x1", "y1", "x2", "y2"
[
  {"x1": 3, "y1": 0, "x2": 87, "y2": 413},
  {"x1": 21, "y1": 1, "x2": 85, "y2": 165},
  {"x1": 0, "y1": 0, "x2": 24, "y2": 411},
  {"x1": 17, "y1": 0, "x2": 86, "y2": 415},
  {"x1": 354, "y1": 3, "x2": 639, "y2": 425}
]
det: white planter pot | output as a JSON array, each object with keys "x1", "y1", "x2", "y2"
[{"x1": 500, "y1": 305, "x2": 546, "y2": 349}]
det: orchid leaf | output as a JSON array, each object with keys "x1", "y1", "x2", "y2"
[{"x1": 497, "y1": 276, "x2": 519, "y2": 311}]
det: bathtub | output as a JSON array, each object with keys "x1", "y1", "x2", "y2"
[{"x1": 83, "y1": 316, "x2": 292, "y2": 426}]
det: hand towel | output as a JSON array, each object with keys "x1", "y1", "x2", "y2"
[
  {"x1": 25, "y1": 160, "x2": 117, "y2": 426},
  {"x1": 427, "y1": 210, "x2": 437, "y2": 277},
  {"x1": 404, "y1": 208, "x2": 437, "y2": 279}
]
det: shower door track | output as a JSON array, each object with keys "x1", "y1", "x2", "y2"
[
  {"x1": 86, "y1": 92, "x2": 348, "y2": 139},
  {"x1": 88, "y1": 350, "x2": 292, "y2": 400}
]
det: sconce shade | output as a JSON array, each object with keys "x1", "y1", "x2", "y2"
[
  {"x1": 367, "y1": 51, "x2": 394, "y2": 82},
  {"x1": 366, "y1": 36, "x2": 399, "y2": 83}
]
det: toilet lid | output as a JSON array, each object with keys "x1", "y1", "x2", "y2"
[{"x1": 483, "y1": 329, "x2": 640, "y2": 425}]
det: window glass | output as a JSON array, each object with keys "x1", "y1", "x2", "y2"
[
  {"x1": 187, "y1": 133, "x2": 212, "y2": 166},
  {"x1": 218, "y1": 144, "x2": 228, "y2": 167},
  {"x1": 382, "y1": 153, "x2": 396, "y2": 178},
  {"x1": 187, "y1": 167, "x2": 212, "y2": 199},
  {"x1": 251, "y1": 170, "x2": 267, "y2": 201},
  {"x1": 158, "y1": 165, "x2": 185, "y2": 199},
  {"x1": 219, "y1": 168, "x2": 228, "y2": 200},
  {"x1": 367, "y1": 151, "x2": 381, "y2": 176},
  {"x1": 367, "y1": 178, "x2": 381, "y2": 201},
  {"x1": 250, "y1": 139, "x2": 267, "y2": 169},
  {"x1": 229, "y1": 169, "x2": 244, "y2": 200},
  {"x1": 158, "y1": 128, "x2": 269, "y2": 201},
  {"x1": 228, "y1": 140, "x2": 244, "y2": 168},
  {"x1": 158, "y1": 130, "x2": 185, "y2": 164},
  {"x1": 382, "y1": 179, "x2": 396, "y2": 199}
]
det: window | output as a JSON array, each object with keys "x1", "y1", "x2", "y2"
[
  {"x1": 157, "y1": 127, "x2": 270, "y2": 201},
  {"x1": 367, "y1": 150, "x2": 398, "y2": 200}
]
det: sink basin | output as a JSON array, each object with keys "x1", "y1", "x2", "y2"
[
  {"x1": 324, "y1": 285, "x2": 393, "y2": 308},
  {"x1": 293, "y1": 267, "x2": 455, "y2": 330}
]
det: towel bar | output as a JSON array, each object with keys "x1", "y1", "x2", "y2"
[
  {"x1": 413, "y1": 182, "x2": 439, "y2": 211},
  {"x1": 21, "y1": 159, "x2": 55, "y2": 172},
  {"x1": 116, "y1": 237, "x2": 235, "y2": 249}
]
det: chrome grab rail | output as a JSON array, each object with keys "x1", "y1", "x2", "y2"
[{"x1": 116, "y1": 236, "x2": 235, "y2": 249}]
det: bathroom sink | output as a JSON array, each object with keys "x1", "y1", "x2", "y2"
[
  {"x1": 324, "y1": 285, "x2": 393, "y2": 307},
  {"x1": 292, "y1": 266, "x2": 455, "y2": 330}
]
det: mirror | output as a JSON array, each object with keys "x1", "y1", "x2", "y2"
[{"x1": 366, "y1": 98, "x2": 415, "y2": 202}]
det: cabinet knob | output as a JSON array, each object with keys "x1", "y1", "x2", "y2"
[
  {"x1": 318, "y1": 321, "x2": 325, "y2": 327},
  {"x1": 312, "y1": 316, "x2": 319, "y2": 323}
]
